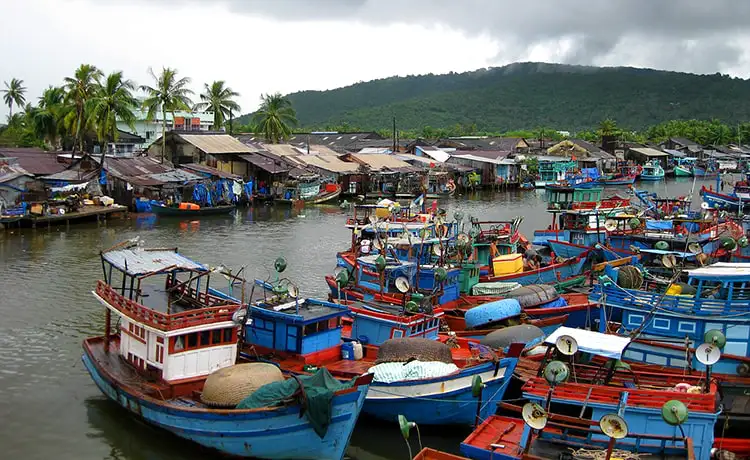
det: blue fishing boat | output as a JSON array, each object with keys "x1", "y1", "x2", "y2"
[
  {"x1": 590, "y1": 262, "x2": 750, "y2": 377},
  {"x1": 639, "y1": 160, "x2": 665, "y2": 181},
  {"x1": 239, "y1": 277, "x2": 523, "y2": 427},
  {"x1": 83, "y1": 243, "x2": 371, "y2": 460},
  {"x1": 515, "y1": 327, "x2": 719, "y2": 460},
  {"x1": 478, "y1": 253, "x2": 588, "y2": 285}
]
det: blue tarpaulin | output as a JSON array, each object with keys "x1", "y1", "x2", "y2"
[
  {"x1": 582, "y1": 168, "x2": 600, "y2": 180},
  {"x1": 645, "y1": 220, "x2": 673, "y2": 231}
]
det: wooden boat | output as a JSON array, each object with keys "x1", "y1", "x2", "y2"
[
  {"x1": 150, "y1": 202, "x2": 236, "y2": 216},
  {"x1": 460, "y1": 408, "x2": 698, "y2": 460},
  {"x1": 513, "y1": 327, "x2": 719, "y2": 460},
  {"x1": 639, "y1": 161, "x2": 665, "y2": 181},
  {"x1": 239, "y1": 287, "x2": 523, "y2": 427},
  {"x1": 413, "y1": 448, "x2": 468, "y2": 460},
  {"x1": 590, "y1": 262, "x2": 750, "y2": 377},
  {"x1": 479, "y1": 253, "x2": 588, "y2": 285},
  {"x1": 277, "y1": 183, "x2": 342, "y2": 205},
  {"x1": 82, "y1": 243, "x2": 371, "y2": 460}
]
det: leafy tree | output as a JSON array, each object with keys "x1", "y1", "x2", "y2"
[
  {"x1": 2, "y1": 78, "x2": 27, "y2": 119},
  {"x1": 64, "y1": 64, "x2": 103, "y2": 152},
  {"x1": 140, "y1": 67, "x2": 194, "y2": 162},
  {"x1": 32, "y1": 86, "x2": 71, "y2": 149},
  {"x1": 597, "y1": 119, "x2": 619, "y2": 138},
  {"x1": 87, "y1": 71, "x2": 138, "y2": 151},
  {"x1": 252, "y1": 93, "x2": 297, "y2": 143},
  {"x1": 194, "y1": 80, "x2": 241, "y2": 131}
]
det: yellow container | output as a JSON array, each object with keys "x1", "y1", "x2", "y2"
[
  {"x1": 665, "y1": 284, "x2": 682, "y2": 296},
  {"x1": 492, "y1": 254, "x2": 523, "y2": 276}
]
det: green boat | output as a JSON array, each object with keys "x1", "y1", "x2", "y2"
[{"x1": 673, "y1": 157, "x2": 696, "y2": 177}]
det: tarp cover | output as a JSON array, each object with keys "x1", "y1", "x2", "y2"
[
  {"x1": 368, "y1": 360, "x2": 459, "y2": 383},
  {"x1": 645, "y1": 220, "x2": 673, "y2": 230},
  {"x1": 544, "y1": 326, "x2": 631, "y2": 360},
  {"x1": 236, "y1": 368, "x2": 355, "y2": 438},
  {"x1": 582, "y1": 168, "x2": 600, "y2": 180}
]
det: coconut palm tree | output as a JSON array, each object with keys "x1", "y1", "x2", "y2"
[
  {"x1": 597, "y1": 118, "x2": 619, "y2": 138},
  {"x1": 140, "y1": 67, "x2": 194, "y2": 163},
  {"x1": 2, "y1": 78, "x2": 27, "y2": 119},
  {"x1": 64, "y1": 64, "x2": 104, "y2": 152},
  {"x1": 87, "y1": 71, "x2": 138, "y2": 152},
  {"x1": 31, "y1": 86, "x2": 68, "y2": 149},
  {"x1": 194, "y1": 80, "x2": 240, "y2": 131},
  {"x1": 252, "y1": 93, "x2": 297, "y2": 143}
]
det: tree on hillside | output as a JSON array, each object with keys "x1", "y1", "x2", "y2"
[
  {"x1": 2, "y1": 78, "x2": 27, "y2": 119},
  {"x1": 194, "y1": 80, "x2": 241, "y2": 131},
  {"x1": 64, "y1": 64, "x2": 104, "y2": 152},
  {"x1": 140, "y1": 67, "x2": 194, "y2": 163},
  {"x1": 253, "y1": 93, "x2": 297, "y2": 143},
  {"x1": 597, "y1": 119, "x2": 619, "y2": 138},
  {"x1": 87, "y1": 71, "x2": 138, "y2": 152}
]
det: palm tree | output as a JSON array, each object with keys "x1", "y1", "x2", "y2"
[
  {"x1": 32, "y1": 86, "x2": 68, "y2": 149},
  {"x1": 252, "y1": 93, "x2": 297, "y2": 143},
  {"x1": 64, "y1": 64, "x2": 104, "y2": 152},
  {"x1": 597, "y1": 118, "x2": 619, "y2": 138},
  {"x1": 2, "y1": 78, "x2": 27, "y2": 119},
  {"x1": 194, "y1": 80, "x2": 240, "y2": 131},
  {"x1": 87, "y1": 71, "x2": 138, "y2": 152},
  {"x1": 140, "y1": 67, "x2": 194, "y2": 162}
]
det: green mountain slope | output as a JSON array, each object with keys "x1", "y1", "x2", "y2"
[{"x1": 236, "y1": 62, "x2": 750, "y2": 131}]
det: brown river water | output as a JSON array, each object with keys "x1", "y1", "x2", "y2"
[{"x1": 0, "y1": 178, "x2": 708, "y2": 460}]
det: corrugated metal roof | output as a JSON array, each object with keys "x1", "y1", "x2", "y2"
[
  {"x1": 295, "y1": 155, "x2": 360, "y2": 174},
  {"x1": 104, "y1": 157, "x2": 174, "y2": 179},
  {"x1": 42, "y1": 168, "x2": 98, "y2": 183},
  {"x1": 350, "y1": 154, "x2": 413, "y2": 171},
  {"x1": 236, "y1": 153, "x2": 289, "y2": 174},
  {"x1": 0, "y1": 149, "x2": 68, "y2": 176},
  {"x1": 0, "y1": 162, "x2": 32, "y2": 183},
  {"x1": 181, "y1": 163, "x2": 241, "y2": 180},
  {"x1": 103, "y1": 247, "x2": 206, "y2": 276},
  {"x1": 630, "y1": 147, "x2": 669, "y2": 157},
  {"x1": 263, "y1": 144, "x2": 305, "y2": 157},
  {"x1": 179, "y1": 134, "x2": 254, "y2": 154},
  {"x1": 416, "y1": 146, "x2": 450, "y2": 163}
]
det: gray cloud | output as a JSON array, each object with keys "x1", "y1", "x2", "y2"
[{"x1": 214, "y1": 0, "x2": 750, "y2": 73}]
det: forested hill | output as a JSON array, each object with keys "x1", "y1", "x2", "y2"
[{"x1": 236, "y1": 62, "x2": 750, "y2": 132}]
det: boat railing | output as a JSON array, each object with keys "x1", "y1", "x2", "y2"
[
  {"x1": 96, "y1": 280, "x2": 239, "y2": 331},
  {"x1": 594, "y1": 284, "x2": 750, "y2": 315},
  {"x1": 522, "y1": 376, "x2": 717, "y2": 412}
]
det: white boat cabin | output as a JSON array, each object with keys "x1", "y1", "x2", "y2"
[{"x1": 95, "y1": 245, "x2": 245, "y2": 383}]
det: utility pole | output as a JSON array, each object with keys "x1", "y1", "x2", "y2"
[{"x1": 392, "y1": 116, "x2": 396, "y2": 153}]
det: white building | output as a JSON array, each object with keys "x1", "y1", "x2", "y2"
[{"x1": 117, "y1": 110, "x2": 217, "y2": 151}]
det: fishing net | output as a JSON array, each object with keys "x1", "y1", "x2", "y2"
[
  {"x1": 375, "y1": 338, "x2": 453, "y2": 364},
  {"x1": 617, "y1": 266, "x2": 644, "y2": 290},
  {"x1": 200, "y1": 363, "x2": 284, "y2": 408}
]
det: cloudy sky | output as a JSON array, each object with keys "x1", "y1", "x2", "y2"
[{"x1": 2, "y1": 0, "x2": 750, "y2": 119}]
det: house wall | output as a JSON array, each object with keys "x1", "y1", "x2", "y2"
[
  {"x1": 117, "y1": 112, "x2": 215, "y2": 150},
  {"x1": 0, "y1": 175, "x2": 38, "y2": 210}
]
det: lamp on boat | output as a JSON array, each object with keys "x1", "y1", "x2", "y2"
[
  {"x1": 471, "y1": 375, "x2": 486, "y2": 428},
  {"x1": 599, "y1": 413, "x2": 629, "y2": 460},
  {"x1": 661, "y1": 400, "x2": 689, "y2": 439},
  {"x1": 397, "y1": 414, "x2": 422, "y2": 460},
  {"x1": 521, "y1": 402, "x2": 549, "y2": 456},
  {"x1": 696, "y1": 337, "x2": 722, "y2": 393}
]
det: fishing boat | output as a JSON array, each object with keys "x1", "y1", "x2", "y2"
[
  {"x1": 639, "y1": 160, "x2": 665, "y2": 181},
  {"x1": 674, "y1": 157, "x2": 697, "y2": 177},
  {"x1": 413, "y1": 448, "x2": 468, "y2": 460},
  {"x1": 239, "y1": 276, "x2": 523, "y2": 426},
  {"x1": 478, "y1": 253, "x2": 589, "y2": 285},
  {"x1": 597, "y1": 164, "x2": 641, "y2": 185},
  {"x1": 277, "y1": 177, "x2": 342, "y2": 205},
  {"x1": 700, "y1": 177, "x2": 750, "y2": 211},
  {"x1": 82, "y1": 242, "x2": 371, "y2": 460},
  {"x1": 513, "y1": 327, "x2": 720, "y2": 460},
  {"x1": 590, "y1": 262, "x2": 750, "y2": 378},
  {"x1": 150, "y1": 202, "x2": 236, "y2": 216}
]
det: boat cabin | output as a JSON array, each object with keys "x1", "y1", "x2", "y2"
[
  {"x1": 535, "y1": 159, "x2": 578, "y2": 187},
  {"x1": 95, "y1": 244, "x2": 245, "y2": 384},
  {"x1": 545, "y1": 186, "x2": 603, "y2": 210},
  {"x1": 244, "y1": 296, "x2": 349, "y2": 357},
  {"x1": 345, "y1": 301, "x2": 444, "y2": 346}
]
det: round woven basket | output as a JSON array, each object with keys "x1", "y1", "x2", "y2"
[
  {"x1": 200, "y1": 363, "x2": 284, "y2": 408},
  {"x1": 375, "y1": 338, "x2": 453, "y2": 364}
]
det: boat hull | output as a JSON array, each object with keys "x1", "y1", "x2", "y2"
[
  {"x1": 363, "y1": 359, "x2": 516, "y2": 425},
  {"x1": 82, "y1": 345, "x2": 368, "y2": 460},
  {"x1": 674, "y1": 165, "x2": 693, "y2": 177},
  {"x1": 479, "y1": 255, "x2": 587, "y2": 285},
  {"x1": 150, "y1": 204, "x2": 236, "y2": 216}
]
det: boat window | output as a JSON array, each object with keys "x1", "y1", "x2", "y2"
[
  {"x1": 187, "y1": 333, "x2": 198, "y2": 348},
  {"x1": 212, "y1": 329, "x2": 222, "y2": 344},
  {"x1": 199, "y1": 330, "x2": 211, "y2": 346},
  {"x1": 223, "y1": 328, "x2": 233, "y2": 343},
  {"x1": 174, "y1": 336, "x2": 184, "y2": 352}
]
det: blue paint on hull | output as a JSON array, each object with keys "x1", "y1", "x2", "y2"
[
  {"x1": 363, "y1": 359, "x2": 517, "y2": 425},
  {"x1": 82, "y1": 352, "x2": 368, "y2": 459}
]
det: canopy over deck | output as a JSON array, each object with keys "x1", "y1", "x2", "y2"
[
  {"x1": 102, "y1": 247, "x2": 206, "y2": 276},
  {"x1": 687, "y1": 262, "x2": 750, "y2": 280},
  {"x1": 545, "y1": 326, "x2": 631, "y2": 360}
]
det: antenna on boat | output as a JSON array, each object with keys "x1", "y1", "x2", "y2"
[
  {"x1": 599, "y1": 413, "x2": 629, "y2": 460},
  {"x1": 397, "y1": 414, "x2": 422, "y2": 460}
]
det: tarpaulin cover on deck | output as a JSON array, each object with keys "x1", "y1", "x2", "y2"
[
  {"x1": 581, "y1": 168, "x2": 600, "y2": 180},
  {"x1": 645, "y1": 220, "x2": 673, "y2": 231},
  {"x1": 103, "y1": 247, "x2": 206, "y2": 276},
  {"x1": 236, "y1": 368, "x2": 355, "y2": 438},
  {"x1": 544, "y1": 326, "x2": 631, "y2": 360}
]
